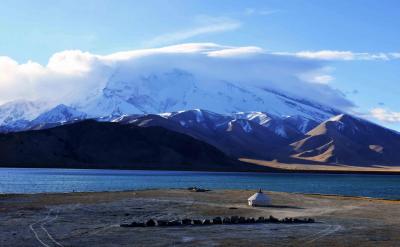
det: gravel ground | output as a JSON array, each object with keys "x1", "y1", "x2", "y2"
[{"x1": 0, "y1": 189, "x2": 399, "y2": 246}]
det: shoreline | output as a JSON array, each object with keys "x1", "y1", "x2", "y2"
[
  {"x1": 2, "y1": 164, "x2": 400, "y2": 175},
  {"x1": 2, "y1": 188, "x2": 400, "y2": 202}
]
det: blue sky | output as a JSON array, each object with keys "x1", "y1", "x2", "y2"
[{"x1": 0, "y1": 0, "x2": 399, "y2": 130}]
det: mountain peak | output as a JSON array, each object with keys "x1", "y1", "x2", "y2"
[{"x1": 31, "y1": 104, "x2": 87, "y2": 125}]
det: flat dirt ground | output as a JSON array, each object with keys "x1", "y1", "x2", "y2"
[{"x1": 0, "y1": 189, "x2": 399, "y2": 247}]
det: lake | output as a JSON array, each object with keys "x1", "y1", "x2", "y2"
[{"x1": 1, "y1": 168, "x2": 400, "y2": 199}]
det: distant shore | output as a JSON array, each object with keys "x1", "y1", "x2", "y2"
[
  {"x1": 1, "y1": 161, "x2": 400, "y2": 175},
  {"x1": 240, "y1": 158, "x2": 400, "y2": 175}
]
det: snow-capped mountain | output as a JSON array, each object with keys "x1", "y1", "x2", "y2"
[
  {"x1": 105, "y1": 109, "x2": 323, "y2": 160},
  {"x1": 232, "y1": 112, "x2": 318, "y2": 138},
  {"x1": 0, "y1": 100, "x2": 50, "y2": 131},
  {"x1": 117, "y1": 109, "x2": 290, "y2": 160},
  {"x1": 75, "y1": 68, "x2": 339, "y2": 121},
  {"x1": 0, "y1": 67, "x2": 341, "y2": 130},
  {"x1": 31, "y1": 104, "x2": 87, "y2": 125}
]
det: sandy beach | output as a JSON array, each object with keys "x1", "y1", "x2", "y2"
[{"x1": 1, "y1": 189, "x2": 399, "y2": 246}]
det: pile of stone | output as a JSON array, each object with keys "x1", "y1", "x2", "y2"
[
  {"x1": 187, "y1": 187, "x2": 210, "y2": 192},
  {"x1": 120, "y1": 216, "x2": 315, "y2": 228}
]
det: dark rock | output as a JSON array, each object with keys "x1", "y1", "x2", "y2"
[
  {"x1": 145, "y1": 219, "x2": 157, "y2": 227},
  {"x1": 202, "y1": 219, "x2": 211, "y2": 225},
  {"x1": 307, "y1": 218, "x2": 315, "y2": 223},
  {"x1": 256, "y1": 217, "x2": 265, "y2": 223},
  {"x1": 157, "y1": 220, "x2": 169, "y2": 226},
  {"x1": 294, "y1": 218, "x2": 308, "y2": 223},
  {"x1": 282, "y1": 217, "x2": 293, "y2": 223},
  {"x1": 188, "y1": 187, "x2": 210, "y2": 192},
  {"x1": 247, "y1": 217, "x2": 256, "y2": 223},
  {"x1": 230, "y1": 216, "x2": 239, "y2": 224},
  {"x1": 193, "y1": 220, "x2": 202, "y2": 225},
  {"x1": 229, "y1": 207, "x2": 238, "y2": 210},
  {"x1": 269, "y1": 216, "x2": 280, "y2": 223},
  {"x1": 223, "y1": 217, "x2": 231, "y2": 224},
  {"x1": 168, "y1": 220, "x2": 182, "y2": 226},
  {"x1": 133, "y1": 222, "x2": 146, "y2": 227},
  {"x1": 293, "y1": 218, "x2": 302, "y2": 223},
  {"x1": 182, "y1": 218, "x2": 193, "y2": 225},
  {"x1": 120, "y1": 221, "x2": 144, "y2": 227},
  {"x1": 212, "y1": 217, "x2": 222, "y2": 224},
  {"x1": 238, "y1": 217, "x2": 246, "y2": 224}
]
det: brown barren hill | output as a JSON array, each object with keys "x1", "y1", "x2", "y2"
[{"x1": 288, "y1": 114, "x2": 400, "y2": 166}]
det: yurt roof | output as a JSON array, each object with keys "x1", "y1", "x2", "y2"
[{"x1": 248, "y1": 190, "x2": 270, "y2": 201}]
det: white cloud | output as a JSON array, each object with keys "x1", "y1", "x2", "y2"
[
  {"x1": 0, "y1": 43, "x2": 353, "y2": 110},
  {"x1": 297, "y1": 66, "x2": 335, "y2": 84},
  {"x1": 47, "y1": 50, "x2": 100, "y2": 74},
  {"x1": 293, "y1": 51, "x2": 355, "y2": 60},
  {"x1": 275, "y1": 50, "x2": 399, "y2": 61},
  {"x1": 390, "y1": 53, "x2": 400, "y2": 59},
  {"x1": 244, "y1": 8, "x2": 279, "y2": 16},
  {"x1": 370, "y1": 108, "x2": 400, "y2": 123},
  {"x1": 207, "y1": 46, "x2": 264, "y2": 57},
  {"x1": 311, "y1": 75, "x2": 335, "y2": 84},
  {"x1": 146, "y1": 17, "x2": 241, "y2": 46}
]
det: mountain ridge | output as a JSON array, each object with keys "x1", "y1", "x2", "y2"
[{"x1": 0, "y1": 110, "x2": 399, "y2": 169}]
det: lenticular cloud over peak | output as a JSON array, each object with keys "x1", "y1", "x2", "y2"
[{"x1": 0, "y1": 43, "x2": 353, "y2": 110}]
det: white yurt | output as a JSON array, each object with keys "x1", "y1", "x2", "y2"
[{"x1": 248, "y1": 189, "x2": 271, "y2": 207}]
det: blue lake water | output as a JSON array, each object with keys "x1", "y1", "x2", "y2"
[{"x1": 0, "y1": 168, "x2": 400, "y2": 199}]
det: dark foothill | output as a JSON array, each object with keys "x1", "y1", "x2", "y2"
[
  {"x1": 307, "y1": 218, "x2": 315, "y2": 223},
  {"x1": 212, "y1": 217, "x2": 222, "y2": 224}
]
